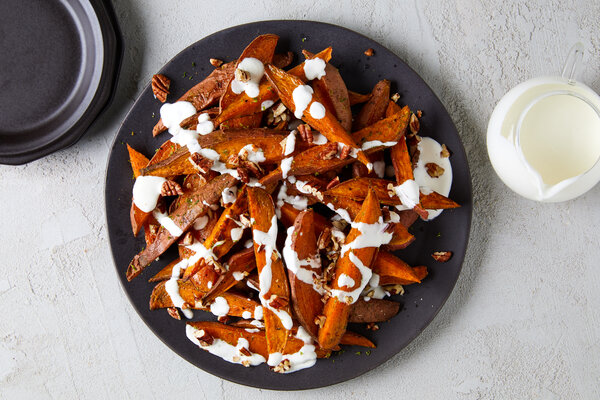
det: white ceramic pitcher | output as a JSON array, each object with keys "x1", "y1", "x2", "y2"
[{"x1": 487, "y1": 43, "x2": 600, "y2": 202}]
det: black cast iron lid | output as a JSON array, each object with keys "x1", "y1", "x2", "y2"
[{"x1": 0, "y1": 0, "x2": 122, "y2": 165}]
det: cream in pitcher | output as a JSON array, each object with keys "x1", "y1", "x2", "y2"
[{"x1": 487, "y1": 43, "x2": 600, "y2": 202}]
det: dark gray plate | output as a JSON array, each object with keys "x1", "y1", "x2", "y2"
[
  {"x1": 0, "y1": 0, "x2": 122, "y2": 165},
  {"x1": 105, "y1": 20, "x2": 472, "y2": 390}
]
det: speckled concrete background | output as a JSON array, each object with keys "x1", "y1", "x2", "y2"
[{"x1": 1, "y1": 1, "x2": 599, "y2": 398}]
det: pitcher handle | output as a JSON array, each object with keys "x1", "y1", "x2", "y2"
[{"x1": 561, "y1": 42, "x2": 584, "y2": 85}]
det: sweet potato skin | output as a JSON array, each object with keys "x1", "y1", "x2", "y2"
[
  {"x1": 348, "y1": 298, "x2": 401, "y2": 323},
  {"x1": 353, "y1": 80, "x2": 391, "y2": 131}
]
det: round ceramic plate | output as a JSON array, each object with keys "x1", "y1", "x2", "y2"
[
  {"x1": 0, "y1": 0, "x2": 121, "y2": 165},
  {"x1": 105, "y1": 20, "x2": 472, "y2": 390}
]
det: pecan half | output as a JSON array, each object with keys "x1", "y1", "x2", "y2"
[
  {"x1": 425, "y1": 162, "x2": 445, "y2": 178},
  {"x1": 239, "y1": 347, "x2": 252, "y2": 357},
  {"x1": 317, "y1": 227, "x2": 332, "y2": 250},
  {"x1": 338, "y1": 144, "x2": 351, "y2": 160},
  {"x1": 237, "y1": 167, "x2": 250, "y2": 183},
  {"x1": 325, "y1": 176, "x2": 340, "y2": 190},
  {"x1": 432, "y1": 251, "x2": 452, "y2": 262},
  {"x1": 161, "y1": 180, "x2": 183, "y2": 196},
  {"x1": 152, "y1": 74, "x2": 170, "y2": 103},
  {"x1": 297, "y1": 123, "x2": 313, "y2": 145}
]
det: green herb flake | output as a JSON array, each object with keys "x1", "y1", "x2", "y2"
[
  {"x1": 355, "y1": 351, "x2": 361, "y2": 355},
  {"x1": 192, "y1": 61, "x2": 196, "y2": 67},
  {"x1": 436, "y1": 232, "x2": 442, "y2": 238},
  {"x1": 301, "y1": 37, "x2": 307, "y2": 42},
  {"x1": 365, "y1": 350, "x2": 371, "y2": 356}
]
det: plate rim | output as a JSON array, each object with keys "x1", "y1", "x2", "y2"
[
  {"x1": 104, "y1": 19, "x2": 472, "y2": 390},
  {"x1": 0, "y1": 0, "x2": 123, "y2": 165}
]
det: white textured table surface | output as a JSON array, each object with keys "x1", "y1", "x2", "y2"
[{"x1": 2, "y1": 1, "x2": 599, "y2": 398}]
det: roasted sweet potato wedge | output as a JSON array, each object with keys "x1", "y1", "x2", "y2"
[
  {"x1": 152, "y1": 61, "x2": 236, "y2": 136},
  {"x1": 324, "y1": 177, "x2": 460, "y2": 210},
  {"x1": 150, "y1": 280, "x2": 260, "y2": 318},
  {"x1": 348, "y1": 90, "x2": 372, "y2": 106},
  {"x1": 219, "y1": 34, "x2": 279, "y2": 110},
  {"x1": 352, "y1": 105, "x2": 410, "y2": 148},
  {"x1": 247, "y1": 187, "x2": 292, "y2": 357},
  {"x1": 148, "y1": 258, "x2": 181, "y2": 283},
  {"x1": 213, "y1": 48, "x2": 333, "y2": 127},
  {"x1": 264, "y1": 64, "x2": 371, "y2": 169},
  {"x1": 286, "y1": 210, "x2": 323, "y2": 341},
  {"x1": 303, "y1": 50, "x2": 352, "y2": 131},
  {"x1": 372, "y1": 251, "x2": 420, "y2": 285},
  {"x1": 353, "y1": 80, "x2": 390, "y2": 131},
  {"x1": 187, "y1": 322, "x2": 334, "y2": 361},
  {"x1": 127, "y1": 144, "x2": 149, "y2": 178},
  {"x1": 202, "y1": 248, "x2": 256, "y2": 304},
  {"x1": 126, "y1": 174, "x2": 237, "y2": 281},
  {"x1": 339, "y1": 331, "x2": 376, "y2": 348},
  {"x1": 318, "y1": 188, "x2": 382, "y2": 349}
]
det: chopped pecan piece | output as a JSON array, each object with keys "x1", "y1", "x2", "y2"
[
  {"x1": 194, "y1": 330, "x2": 214, "y2": 346},
  {"x1": 272, "y1": 359, "x2": 291, "y2": 373},
  {"x1": 314, "y1": 315, "x2": 326, "y2": 328},
  {"x1": 209, "y1": 58, "x2": 223, "y2": 68},
  {"x1": 188, "y1": 154, "x2": 214, "y2": 174},
  {"x1": 366, "y1": 323, "x2": 379, "y2": 331},
  {"x1": 226, "y1": 154, "x2": 241, "y2": 169},
  {"x1": 364, "y1": 48, "x2": 374, "y2": 56},
  {"x1": 391, "y1": 92, "x2": 400, "y2": 102},
  {"x1": 182, "y1": 231, "x2": 194, "y2": 245},
  {"x1": 237, "y1": 167, "x2": 250, "y2": 183},
  {"x1": 217, "y1": 315, "x2": 231, "y2": 324},
  {"x1": 338, "y1": 144, "x2": 351, "y2": 160},
  {"x1": 268, "y1": 295, "x2": 288, "y2": 310},
  {"x1": 235, "y1": 68, "x2": 251, "y2": 82},
  {"x1": 317, "y1": 227, "x2": 332, "y2": 250},
  {"x1": 432, "y1": 251, "x2": 452, "y2": 262},
  {"x1": 425, "y1": 163, "x2": 445, "y2": 178},
  {"x1": 239, "y1": 347, "x2": 252, "y2": 357},
  {"x1": 409, "y1": 113, "x2": 420, "y2": 135},
  {"x1": 152, "y1": 74, "x2": 170, "y2": 103},
  {"x1": 161, "y1": 180, "x2": 183, "y2": 196},
  {"x1": 319, "y1": 142, "x2": 339, "y2": 160},
  {"x1": 440, "y1": 144, "x2": 451, "y2": 158},
  {"x1": 166, "y1": 307, "x2": 181, "y2": 320}
]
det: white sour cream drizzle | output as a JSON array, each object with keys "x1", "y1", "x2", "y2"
[
  {"x1": 393, "y1": 179, "x2": 420, "y2": 210},
  {"x1": 197, "y1": 113, "x2": 214, "y2": 135},
  {"x1": 362, "y1": 273, "x2": 390, "y2": 300},
  {"x1": 275, "y1": 182, "x2": 308, "y2": 219},
  {"x1": 282, "y1": 226, "x2": 324, "y2": 295},
  {"x1": 221, "y1": 186, "x2": 238, "y2": 206},
  {"x1": 280, "y1": 326, "x2": 318, "y2": 373},
  {"x1": 132, "y1": 176, "x2": 166, "y2": 212},
  {"x1": 242, "y1": 311, "x2": 252, "y2": 319},
  {"x1": 186, "y1": 325, "x2": 266, "y2": 366},
  {"x1": 330, "y1": 253, "x2": 372, "y2": 304},
  {"x1": 413, "y1": 137, "x2": 453, "y2": 220},
  {"x1": 253, "y1": 216, "x2": 293, "y2": 330},
  {"x1": 280, "y1": 130, "x2": 297, "y2": 178},
  {"x1": 309, "y1": 102, "x2": 326, "y2": 119},
  {"x1": 209, "y1": 296, "x2": 230, "y2": 317},
  {"x1": 337, "y1": 273, "x2": 355, "y2": 288},
  {"x1": 160, "y1": 102, "x2": 203, "y2": 153},
  {"x1": 292, "y1": 85, "x2": 314, "y2": 119},
  {"x1": 261, "y1": 100, "x2": 274, "y2": 111},
  {"x1": 303, "y1": 58, "x2": 327, "y2": 80},
  {"x1": 193, "y1": 215, "x2": 209, "y2": 230},
  {"x1": 312, "y1": 132, "x2": 328, "y2": 144},
  {"x1": 239, "y1": 144, "x2": 266, "y2": 164},
  {"x1": 165, "y1": 259, "x2": 193, "y2": 319},
  {"x1": 152, "y1": 210, "x2": 183, "y2": 237},
  {"x1": 231, "y1": 58, "x2": 265, "y2": 98},
  {"x1": 361, "y1": 140, "x2": 398, "y2": 151}
]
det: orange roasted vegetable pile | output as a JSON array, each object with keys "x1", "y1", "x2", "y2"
[{"x1": 125, "y1": 34, "x2": 459, "y2": 373}]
